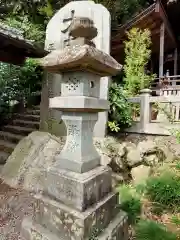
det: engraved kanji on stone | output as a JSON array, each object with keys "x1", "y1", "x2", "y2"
[{"x1": 61, "y1": 10, "x2": 75, "y2": 46}]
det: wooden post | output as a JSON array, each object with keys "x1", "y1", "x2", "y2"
[
  {"x1": 173, "y1": 48, "x2": 178, "y2": 86},
  {"x1": 159, "y1": 23, "x2": 165, "y2": 78},
  {"x1": 140, "y1": 89, "x2": 152, "y2": 132}
]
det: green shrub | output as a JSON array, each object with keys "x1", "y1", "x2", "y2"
[
  {"x1": 108, "y1": 82, "x2": 133, "y2": 132},
  {"x1": 119, "y1": 185, "x2": 142, "y2": 224},
  {"x1": 145, "y1": 172, "x2": 180, "y2": 211},
  {"x1": 135, "y1": 220, "x2": 177, "y2": 240}
]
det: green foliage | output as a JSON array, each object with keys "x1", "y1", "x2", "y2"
[
  {"x1": 108, "y1": 82, "x2": 133, "y2": 132},
  {"x1": 175, "y1": 161, "x2": 180, "y2": 170},
  {"x1": 0, "y1": 0, "x2": 152, "y2": 29},
  {"x1": 0, "y1": 59, "x2": 42, "y2": 122},
  {"x1": 171, "y1": 215, "x2": 180, "y2": 226},
  {"x1": 123, "y1": 28, "x2": 155, "y2": 96},
  {"x1": 145, "y1": 172, "x2": 180, "y2": 211},
  {"x1": 135, "y1": 220, "x2": 177, "y2": 240},
  {"x1": 107, "y1": 121, "x2": 120, "y2": 132},
  {"x1": 118, "y1": 185, "x2": 142, "y2": 224},
  {"x1": 3, "y1": 16, "x2": 45, "y2": 45}
]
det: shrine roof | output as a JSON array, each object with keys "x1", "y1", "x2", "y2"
[
  {"x1": 0, "y1": 22, "x2": 47, "y2": 65},
  {"x1": 111, "y1": 1, "x2": 176, "y2": 63}
]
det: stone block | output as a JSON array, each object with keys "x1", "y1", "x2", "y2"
[
  {"x1": 21, "y1": 217, "x2": 60, "y2": 240},
  {"x1": 43, "y1": 166, "x2": 112, "y2": 211},
  {"x1": 21, "y1": 211, "x2": 128, "y2": 240},
  {"x1": 98, "y1": 211, "x2": 128, "y2": 240},
  {"x1": 49, "y1": 96, "x2": 109, "y2": 112},
  {"x1": 33, "y1": 192, "x2": 119, "y2": 240}
]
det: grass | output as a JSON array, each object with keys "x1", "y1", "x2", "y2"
[
  {"x1": 145, "y1": 171, "x2": 180, "y2": 212},
  {"x1": 118, "y1": 185, "x2": 142, "y2": 224},
  {"x1": 118, "y1": 160, "x2": 180, "y2": 239},
  {"x1": 135, "y1": 220, "x2": 177, "y2": 240}
]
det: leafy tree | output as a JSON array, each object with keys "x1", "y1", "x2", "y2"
[
  {"x1": 0, "y1": 0, "x2": 153, "y2": 29},
  {"x1": 3, "y1": 16, "x2": 45, "y2": 46},
  {"x1": 123, "y1": 28, "x2": 155, "y2": 96},
  {"x1": 0, "y1": 59, "x2": 42, "y2": 123}
]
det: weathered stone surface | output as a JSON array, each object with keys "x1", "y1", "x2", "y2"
[
  {"x1": 42, "y1": 166, "x2": 112, "y2": 211},
  {"x1": 55, "y1": 113, "x2": 101, "y2": 173},
  {"x1": 126, "y1": 148, "x2": 142, "y2": 167},
  {"x1": 131, "y1": 165, "x2": 151, "y2": 185},
  {"x1": 41, "y1": 44, "x2": 122, "y2": 76},
  {"x1": 98, "y1": 211, "x2": 128, "y2": 240},
  {"x1": 32, "y1": 193, "x2": 119, "y2": 240},
  {"x1": 22, "y1": 217, "x2": 60, "y2": 240},
  {"x1": 21, "y1": 211, "x2": 128, "y2": 240},
  {"x1": 144, "y1": 154, "x2": 159, "y2": 166},
  {"x1": 1, "y1": 131, "x2": 64, "y2": 191},
  {"x1": 137, "y1": 140, "x2": 156, "y2": 154},
  {"x1": 112, "y1": 173, "x2": 124, "y2": 188}
]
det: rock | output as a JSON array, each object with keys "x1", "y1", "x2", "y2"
[
  {"x1": 114, "y1": 156, "x2": 124, "y2": 170},
  {"x1": 137, "y1": 140, "x2": 166, "y2": 165},
  {"x1": 118, "y1": 143, "x2": 126, "y2": 157},
  {"x1": 144, "y1": 154, "x2": 159, "y2": 166},
  {"x1": 137, "y1": 140, "x2": 156, "y2": 154},
  {"x1": 100, "y1": 154, "x2": 112, "y2": 166},
  {"x1": 131, "y1": 165, "x2": 151, "y2": 185},
  {"x1": 112, "y1": 173, "x2": 124, "y2": 188},
  {"x1": 126, "y1": 148, "x2": 142, "y2": 167},
  {"x1": 1, "y1": 131, "x2": 64, "y2": 192}
]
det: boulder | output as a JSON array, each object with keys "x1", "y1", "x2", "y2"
[
  {"x1": 131, "y1": 165, "x2": 151, "y2": 185},
  {"x1": 126, "y1": 147, "x2": 142, "y2": 167},
  {"x1": 137, "y1": 140, "x2": 156, "y2": 155},
  {"x1": 144, "y1": 154, "x2": 159, "y2": 166},
  {"x1": 1, "y1": 131, "x2": 64, "y2": 192}
]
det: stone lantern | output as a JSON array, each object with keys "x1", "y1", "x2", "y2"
[{"x1": 21, "y1": 17, "x2": 128, "y2": 240}]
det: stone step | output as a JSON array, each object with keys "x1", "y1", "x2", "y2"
[
  {"x1": 15, "y1": 113, "x2": 40, "y2": 122},
  {"x1": 0, "y1": 131, "x2": 23, "y2": 144},
  {"x1": 26, "y1": 109, "x2": 40, "y2": 115},
  {"x1": 12, "y1": 119, "x2": 39, "y2": 129},
  {"x1": 2, "y1": 125, "x2": 36, "y2": 136},
  {"x1": 0, "y1": 151, "x2": 10, "y2": 164},
  {"x1": 0, "y1": 140, "x2": 15, "y2": 155}
]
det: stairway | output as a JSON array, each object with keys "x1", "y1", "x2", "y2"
[{"x1": 0, "y1": 106, "x2": 40, "y2": 166}]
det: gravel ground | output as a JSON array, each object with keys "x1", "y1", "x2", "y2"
[{"x1": 0, "y1": 179, "x2": 35, "y2": 240}]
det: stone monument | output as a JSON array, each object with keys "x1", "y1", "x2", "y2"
[
  {"x1": 40, "y1": 1, "x2": 111, "y2": 137},
  {"x1": 21, "y1": 17, "x2": 128, "y2": 240}
]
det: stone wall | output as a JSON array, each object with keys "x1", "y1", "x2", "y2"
[
  {"x1": 1, "y1": 131, "x2": 179, "y2": 192},
  {"x1": 95, "y1": 133, "x2": 179, "y2": 187}
]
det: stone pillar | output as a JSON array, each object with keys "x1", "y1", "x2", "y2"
[
  {"x1": 21, "y1": 17, "x2": 128, "y2": 240},
  {"x1": 140, "y1": 89, "x2": 151, "y2": 131},
  {"x1": 40, "y1": 0, "x2": 111, "y2": 138}
]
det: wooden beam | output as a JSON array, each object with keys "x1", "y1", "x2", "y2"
[
  {"x1": 0, "y1": 49, "x2": 25, "y2": 65},
  {"x1": 155, "y1": 1, "x2": 176, "y2": 46},
  {"x1": 112, "y1": 3, "x2": 156, "y2": 42},
  {"x1": 174, "y1": 48, "x2": 178, "y2": 75},
  {"x1": 173, "y1": 48, "x2": 178, "y2": 86},
  {"x1": 159, "y1": 22, "x2": 165, "y2": 77}
]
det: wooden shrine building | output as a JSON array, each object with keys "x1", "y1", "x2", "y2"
[
  {"x1": 0, "y1": 22, "x2": 46, "y2": 65},
  {"x1": 111, "y1": 0, "x2": 180, "y2": 86}
]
